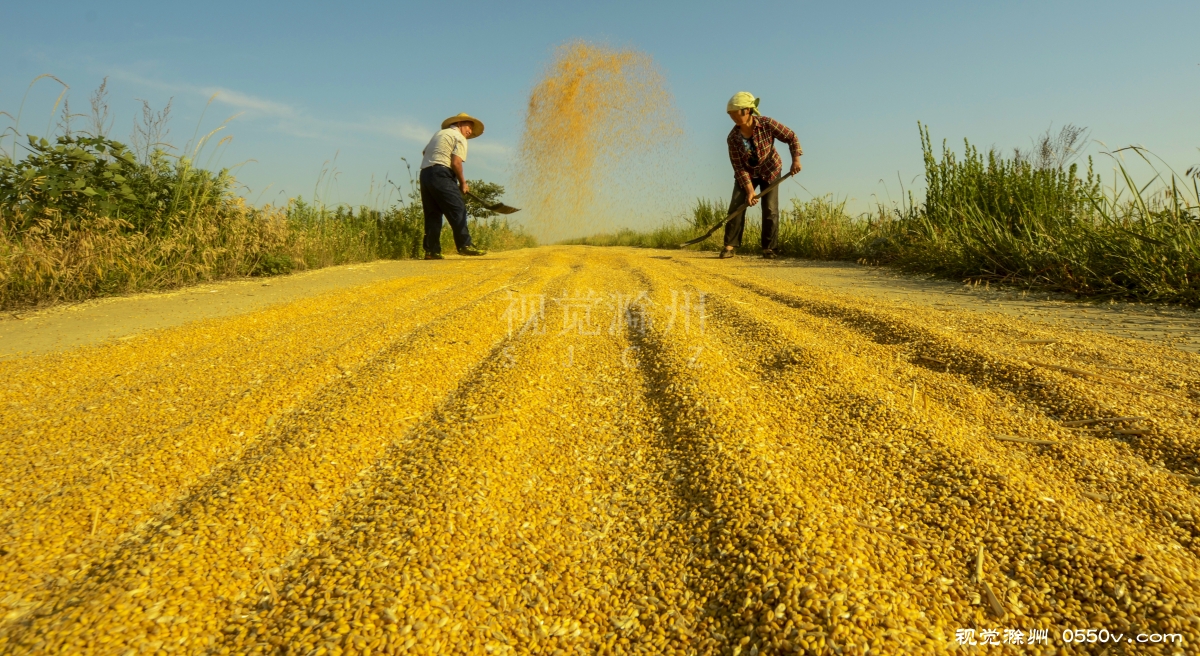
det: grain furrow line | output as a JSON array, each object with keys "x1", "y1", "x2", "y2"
[
  {"x1": 1, "y1": 258, "x2": 563, "y2": 653},
  {"x1": 700, "y1": 265, "x2": 1200, "y2": 482},
  {"x1": 637, "y1": 259, "x2": 1199, "y2": 653},
  {"x1": 223, "y1": 252, "x2": 695, "y2": 654},
  {"x1": 0, "y1": 274, "x2": 455, "y2": 507},
  {"x1": 0, "y1": 267, "x2": 520, "y2": 617}
]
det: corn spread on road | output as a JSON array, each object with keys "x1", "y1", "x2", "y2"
[{"x1": 2, "y1": 247, "x2": 1199, "y2": 654}]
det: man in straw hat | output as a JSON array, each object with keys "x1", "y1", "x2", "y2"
[
  {"x1": 722, "y1": 92, "x2": 802, "y2": 259},
  {"x1": 419, "y1": 113, "x2": 488, "y2": 259}
]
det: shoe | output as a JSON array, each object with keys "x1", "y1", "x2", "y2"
[
  {"x1": 424, "y1": 253, "x2": 444, "y2": 260},
  {"x1": 457, "y1": 247, "x2": 486, "y2": 256},
  {"x1": 762, "y1": 249, "x2": 778, "y2": 259},
  {"x1": 719, "y1": 248, "x2": 736, "y2": 259}
]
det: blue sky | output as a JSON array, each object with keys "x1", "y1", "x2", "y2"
[{"x1": 3, "y1": 1, "x2": 1198, "y2": 229}]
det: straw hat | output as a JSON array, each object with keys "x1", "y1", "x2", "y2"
[{"x1": 441, "y1": 113, "x2": 484, "y2": 139}]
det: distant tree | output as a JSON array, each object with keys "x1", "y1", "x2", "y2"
[{"x1": 464, "y1": 179, "x2": 505, "y2": 220}]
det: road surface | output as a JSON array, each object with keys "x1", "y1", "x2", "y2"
[{"x1": 1, "y1": 247, "x2": 1198, "y2": 654}]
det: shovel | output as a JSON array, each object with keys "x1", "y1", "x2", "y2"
[
  {"x1": 389, "y1": 178, "x2": 521, "y2": 215},
  {"x1": 465, "y1": 191, "x2": 521, "y2": 215},
  {"x1": 679, "y1": 171, "x2": 794, "y2": 247}
]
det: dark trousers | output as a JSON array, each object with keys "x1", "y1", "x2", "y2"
[
  {"x1": 723, "y1": 176, "x2": 780, "y2": 251},
  {"x1": 420, "y1": 165, "x2": 473, "y2": 254}
]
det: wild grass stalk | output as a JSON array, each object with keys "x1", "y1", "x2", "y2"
[
  {"x1": 565, "y1": 195, "x2": 879, "y2": 260},
  {"x1": 886, "y1": 126, "x2": 1199, "y2": 304},
  {"x1": 0, "y1": 80, "x2": 535, "y2": 309},
  {"x1": 579, "y1": 124, "x2": 1200, "y2": 306},
  {"x1": 0, "y1": 193, "x2": 534, "y2": 309}
]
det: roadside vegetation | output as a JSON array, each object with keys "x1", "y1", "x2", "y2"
[
  {"x1": 575, "y1": 124, "x2": 1200, "y2": 306},
  {"x1": 0, "y1": 78, "x2": 533, "y2": 310}
]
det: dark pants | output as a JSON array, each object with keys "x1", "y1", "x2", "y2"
[
  {"x1": 723, "y1": 176, "x2": 780, "y2": 251},
  {"x1": 420, "y1": 165, "x2": 473, "y2": 255}
]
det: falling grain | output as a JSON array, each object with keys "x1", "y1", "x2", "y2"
[{"x1": 513, "y1": 41, "x2": 683, "y2": 241}]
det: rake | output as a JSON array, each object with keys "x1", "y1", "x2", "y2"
[{"x1": 679, "y1": 172, "x2": 794, "y2": 247}]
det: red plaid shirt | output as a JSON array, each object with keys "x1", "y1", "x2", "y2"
[{"x1": 727, "y1": 115, "x2": 801, "y2": 189}]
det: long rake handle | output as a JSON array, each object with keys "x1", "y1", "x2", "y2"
[{"x1": 679, "y1": 171, "x2": 795, "y2": 247}]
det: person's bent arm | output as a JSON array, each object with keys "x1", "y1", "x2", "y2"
[
  {"x1": 451, "y1": 154, "x2": 468, "y2": 194},
  {"x1": 766, "y1": 117, "x2": 803, "y2": 176}
]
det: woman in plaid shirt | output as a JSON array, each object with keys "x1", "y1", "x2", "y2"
[{"x1": 722, "y1": 92, "x2": 802, "y2": 259}]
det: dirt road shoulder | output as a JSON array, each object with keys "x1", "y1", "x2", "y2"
[{"x1": 0, "y1": 257, "x2": 501, "y2": 359}]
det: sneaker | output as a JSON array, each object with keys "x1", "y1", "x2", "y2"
[
  {"x1": 762, "y1": 249, "x2": 778, "y2": 259},
  {"x1": 424, "y1": 253, "x2": 444, "y2": 260},
  {"x1": 457, "y1": 246, "x2": 486, "y2": 256},
  {"x1": 719, "y1": 247, "x2": 736, "y2": 259}
]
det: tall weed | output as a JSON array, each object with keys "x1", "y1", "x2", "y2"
[
  {"x1": 887, "y1": 125, "x2": 1199, "y2": 304},
  {"x1": 0, "y1": 80, "x2": 534, "y2": 309},
  {"x1": 580, "y1": 124, "x2": 1199, "y2": 306}
]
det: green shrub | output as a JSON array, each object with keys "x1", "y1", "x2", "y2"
[
  {"x1": 920, "y1": 124, "x2": 1101, "y2": 237},
  {"x1": 252, "y1": 252, "x2": 296, "y2": 277},
  {"x1": 0, "y1": 96, "x2": 535, "y2": 308},
  {"x1": 0, "y1": 135, "x2": 140, "y2": 229}
]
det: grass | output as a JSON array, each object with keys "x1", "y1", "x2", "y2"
[
  {"x1": 0, "y1": 79, "x2": 534, "y2": 310},
  {"x1": 567, "y1": 194, "x2": 879, "y2": 260},
  {"x1": 574, "y1": 124, "x2": 1200, "y2": 306},
  {"x1": 0, "y1": 192, "x2": 533, "y2": 309}
]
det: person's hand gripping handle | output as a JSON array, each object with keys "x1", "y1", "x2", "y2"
[
  {"x1": 744, "y1": 183, "x2": 759, "y2": 207},
  {"x1": 746, "y1": 157, "x2": 800, "y2": 207}
]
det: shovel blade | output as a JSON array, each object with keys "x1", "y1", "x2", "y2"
[
  {"x1": 466, "y1": 191, "x2": 521, "y2": 214},
  {"x1": 488, "y1": 203, "x2": 520, "y2": 215}
]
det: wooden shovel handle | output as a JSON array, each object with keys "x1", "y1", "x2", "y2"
[{"x1": 680, "y1": 172, "x2": 795, "y2": 247}]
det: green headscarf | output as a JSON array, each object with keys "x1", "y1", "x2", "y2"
[{"x1": 726, "y1": 92, "x2": 760, "y2": 116}]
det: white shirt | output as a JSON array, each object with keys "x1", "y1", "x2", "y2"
[{"x1": 419, "y1": 128, "x2": 468, "y2": 170}]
